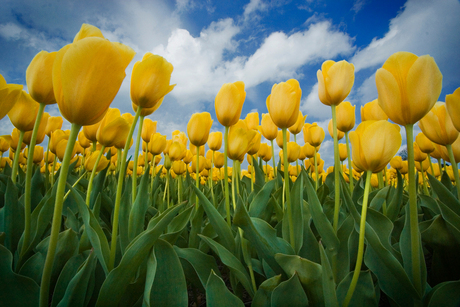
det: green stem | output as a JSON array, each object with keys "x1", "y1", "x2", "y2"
[
  {"x1": 132, "y1": 115, "x2": 145, "y2": 204},
  {"x1": 378, "y1": 171, "x2": 384, "y2": 189},
  {"x1": 314, "y1": 148, "x2": 318, "y2": 190},
  {"x1": 437, "y1": 158, "x2": 443, "y2": 176},
  {"x1": 85, "y1": 145, "x2": 105, "y2": 207},
  {"x1": 420, "y1": 162, "x2": 429, "y2": 196},
  {"x1": 22, "y1": 103, "x2": 45, "y2": 254},
  {"x1": 282, "y1": 128, "x2": 294, "y2": 247},
  {"x1": 117, "y1": 148, "x2": 122, "y2": 174},
  {"x1": 345, "y1": 132, "x2": 354, "y2": 193},
  {"x1": 63, "y1": 171, "x2": 88, "y2": 201},
  {"x1": 343, "y1": 170, "x2": 372, "y2": 307},
  {"x1": 404, "y1": 124, "x2": 422, "y2": 296},
  {"x1": 428, "y1": 154, "x2": 434, "y2": 177},
  {"x1": 250, "y1": 155, "x2": 254, "y2": 192},
  {"x1": 224, "y1": 126, "x2": 231, "y2": 227},
  {"x1": 271, "y1": 139, "x2": 277, "y2": 185},
  {"x1": 45, "y1": 137, "x2": 51, "y2": 190},
  {"x1": 210, "y1": 152, "x2": 215, "y2": 206},
  {"x1": 149, "y1": 156, "x2": 156, "y2": 194},
  {"x1": 11, "y1": 130, "x2": 25, "y2": 184},
  {"x1": 294, "y1": 134, "x2": 299, "y2": 177},
  {"x1": 39, "y1": 123, "x2": 80, "y2": 307},
  {"x1": 446, "y1": 144, "x2": 460, "y2": 200},
  {"x1": 331, "y1": 105, "x2": 341, "y2": 234},
  {"x1": 196, "y1": 145, "x2": 200, "y2": 207},
  {"x1": 109, "y1": 106, "x2": 142, "y2": 271},
  {"x1": 51, "y1": 155, "x2": 57, "y2": 185},
  {"x1": 178, "y1": 174, "x2": 182, "y2": 204}
]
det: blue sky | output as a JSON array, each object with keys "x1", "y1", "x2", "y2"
[{"x1": 1, "y1": 0, "x2": 460, "y2": 168}]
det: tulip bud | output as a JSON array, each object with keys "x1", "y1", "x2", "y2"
[
  {"x1": 148, "y1": 133, "x2": 167, "y2": 155},
  {"x1": 187, "y1": 112, "x2": 213, "y2": 147},
  {"x1": 304, "y1": 123, "x2": 325, "y2": 147},
  {"x1": 259, "y1": 113, "x2": 278, "y2": 141},
  {"x1": 419, "y1": 102, "x2": 459, "y2": 146},
  {"x1": 207, "y1": 131, "x2": 223, "y2": 151},
  {"x1": 339, "y1": 143, "x2": 347, "y2": 161},
  {"x1": 361, "y1": 99, "x2": 388, "y2": 121},
  {"x1": 415, "y1": 132, "x2": 435, "y2": 154},
  {"x1": 96, "y1": 108, "x2": 131, "y2": 148},
  {"x1": 26, "y1": 50, "x2": 57, "y2": 105},
  {"x1": 213, "y1": 151, "x2": 224, "y2": 168},
  {"x1": 336, "y1": 101, "x2": 355, "y2": 132},
  {"x1": 8, "y1": 90, "x2": 39, "y2": 132},
  {"x1": 141, "y1": 118, "x2": 157, "y2": 143},
  {"x1": 245, "y1": 112, "x2": 259, "y2": 130},
  {"x1": 215, "y1": 81, "x2": 246, "y2": 127},
  {"x1": 23, "y1": 112, "x2": 50, "y2": 145},
  {"x1": 317, "y1": 60, "x2": 354, "y2": 106},
  {"x1": 266, "y1": 79, "x2": 302, "y2": 129}
]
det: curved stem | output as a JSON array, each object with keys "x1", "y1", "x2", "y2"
[
  {"x1": 11, "y1": 130, "x2": 25, "y2": 184},
  {"x1": 331, "y1": 105, "x2": 341, "y2": 234},
  {"x1": 345, "y1": 132, "x2": 354, "y2": 193},
  {"x1": 85, "y1": 145, "x2": 105, "y2": 207},
  {"x1": 314, "y1": 147, "x2": 318, "y2": 190},
  {"x1": 39, "y1": 123, "x2": 80, "y2": 307},
  {"x1": 270, "y1": 139, "x2": 277, "y2": 184},
  {"x1": 343, "y1": 170, "x2": 372, "y2": 307},
  {"x1": 405, "y1": 124, "x2": 422, "y2": 296},
  {"x1": 23, "y1": 103, "x2": 45, "y2": 254},
  {"x1": 283, "y1": 128, "x2": 294, "y2": 247},
  {"x1": 224, "y1": 126, "x2": 231, "y2": 227},
  {"x1": 132, "y1": 115, "x2": 145, "y2": 204},
  {"x1": 109, "y1": 106, "x2": 142, "y2": 271},
  {"x1": 446, "y1": 144, "x2": 460, "y2": 200}
]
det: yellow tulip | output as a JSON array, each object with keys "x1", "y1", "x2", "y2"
[
  {"x1": 192, "y1": 155, "x2": 206, "y2": 173},
  {"x1": 349, "y1": 120, "x2": 401, "y2": 173},
  {"x1": 328, "y1": 119, "x2": 344, "y2": 140},
  {"x1": 280, "y1": 142, "x2": 301, "y2": 163},
  {"x1": 339, "y1": 143, "x2": 348, "y2": 161},
  {"x1": 172, "y1": 130, "x2": 188, "y2": 146},
  {"x1": 190, "y1": 143, "x2": 205, "y2": 156},
  {"x1": 131, "y1": 52, "x2": 175, "y2": 110},
  {"x1": 215, "y1": 81, "x2": 246, "y2": 127},
  {"x1": 0, "y1": 73, "x2": 23, "y2": 120},
  {"x1": 247, "y1": 132, "x2": 261, "y2": 156},
  {"x1": 336, "y1": 101, "x2": 355, "y2": 132},
  {"x1": 415, "y1": 132, "x2": 435, "y2": 154},
  {"x1": 9, "y1": 129, "x2": 25, "y2": 151},
  {"x1": 441, "y1": 134, "x2": 460, "y2": 163},
  {"x1": 259, "y1": 113, "x2": 278, "y2": 141},
  {"x1": 96, "y1": 108, "x2": 131, "y2": 148},
  {"x1": 413, "y1": 143, "x2": 427, "y2": 162},
  {"x1": 0, "y1": 136, "x2": 10, "y2": 153},
  {"x1": 207, "y1": 131, "x2": 222, "y2": 151},
  {"x1": 8, "y1": 90, "x2": 39, "y2": 131},
  {"x1": 45, "y1": 116, "x2": 63, "y2": 137},
  {"x1": 84, "y1": 150, "x2": 109, "y2": 172},
  {"x1": 446, "y1": 87, "x2": 460, "y2": 132},
  {"x1": 213, "y1": 151, "x2": 224, "y2": 168},
  {"x1": 169, "y1": 141, "x2": 186, "y2": 161},
  {"x1": 141, "y1": 118, "x2": 157, "y2": 143},
  {"x1": 276, "y1": 129, "x2": 289, "y2": 148},
  {"x1": 418, "y1": 102, "x2": 459, "y2": 145},
  {"x1": 148, "y1": 133, "x2": 167, "y2": 156},
  {"x1": 245, "y1": 112, "x2": 259, "y2": 130},
  {"x1": 26, "y1": 50, "x2": 57, "y2": 105},
  {"x1": 390, "y1": 156, "x2": 403, "y2": 171},
  {"x1": 55, "y1": 138, "x2": 77, "y2": 162},
  {"x1": 258, "y1": 143, "x2": 270, "y2": 160},
  {"x1": 415, "y1": 157, "x2": 430, "y2": 172},
  {"x1": 266, "y1": 79, "x2": 302, "y2": 129},
  {"x1": 183, "y1": 149, "x2": 193, "y2": 164},
  {"x1": 288, "y1": 111, "x2": 307, "y2": 135},
  {"x1": 32, "y1": 145, "x2": 44, "y2": 164},
  {"x1": 375, "y1": 51, "x2": 442, "y2": 126},
  {"x1": 317, "y1": 60, "x2": 355, "y2": 106},
  {"x1": 78, "y1": 130, "x2": 91, "y2": 149},
  {"x1": 430, "y1": 143, "x2": 443, "y2": 160},
  {"x1": 23, "y1": 112, "x2": 50, "y2": 145},
  {"x1": 53, "y1": 24, "x2": 135, "y2": 126},
  {"x1": 304, "y1": 123, "x2": 325, "y2": 147},
  {"x1": 361, "y1": 99, "x2": 388, "y2": 121},
  {"x1": 227, "y1": 120, "x2": 257, "y2": 161},
  {"x1": 172, "y1": 160, "x2": 187, "y2": 175},
  {"x1": 302, "y1": 142, "x2": 316, "y2": 159},
  {"x1": 187, "y1": 112, "x2": 213, "y2": 147}
]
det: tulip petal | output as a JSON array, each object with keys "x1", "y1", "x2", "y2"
[
  {"x1": 376, "y1": 67, "x2": 404, "y2": 125},
  {"x1": 324, "y1": 61, "x2": 354, "y2": 105}
]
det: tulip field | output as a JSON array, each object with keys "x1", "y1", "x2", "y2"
[{"x1": 2, "y1": 23, "x2": 460, "y2": 307}]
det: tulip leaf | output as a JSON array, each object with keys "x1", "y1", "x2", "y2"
[
  {"x1": 147, "y1": 239, "x2": 188, "y2": 306},
  {"x1": 319, "y1": 242, "x2": 339, "y2": 307},
  {"x1": 427, "y1": 173, "x2": 460, "y2": 216},
  {"x1": 142, "y1": 246, "x2": 157, "y2": 307},
  {"x1": 95, "y1": 204, "x2": 183, "y2": 307},
  {"x1": 334, "y1": 215, "x2": 354, "y2": 283},
  {"x1": 191, "y1": 183, "x2": 235, "y2": 253},
  {"x1": 274, "y1": 253, "x2": 323, "y2": 305},
  {"x1": 271, "y1": 272, "x2": 308, "y2": 306},
  {"x1": 253, "y1": 156, "x2": 265, "y2": 192},
  {"x1": 160, "y1": 204, "x2": 193, "y2": 244},
  {"x1": 174, "y1": 246, "x2": 221, "y2": 290},
  {"x1": 233, "y1": 196, "x2": 292, "y2": 276},
  {"x1": 198, "y1": 234, "x2": 254, "y2": 297},
  {"x1": 30, "y1": 167, "x2": 45, "y2": 211},
  {"x1": 3, "y1": 178, "x2": 23, "y2": 254},
  {"x1": 282, "y1": 171, "x2": 304, "y2": 253},
  {"x1": 0, "y1": 244, "x2": 39, "y2": 307},
  {"x1": 425, "y1": 280, "x2": 460, "y2": 307},
  {"x1": 336, "y1": 270, "x2": 378, "y2": 307},
  {"x1": 56, "y1": 250, "x2": 97, "y2": 307},
  {"x1": 303, "y1": 172, "x2": 340, "y2": 254},
  {"x1": 436, "y1": 199, "x2": 460, "y2": 244},
  {"x1": 128, "y1": 165, "x2": 150, "y2": 241},
  {"x1": 206, "y1": 270, "x2": 245, "y2": 307},
  {"x1": 252, "y1": 274, "x2": 283, "y2": 307},
  {"x1": 70, "y1": 186, "x2": 110, "y2": 275},
  {"x1": 248, "y1": 179, "x2": 275, "y2": 219},
  {"x1": 298, "y1": 202, "x2": 321, "y2": 264},
  {"x1": 386, "y1": 170, "x2": 404, "y2": 221},
  {"x1": 118, "y1": 181, "x2": 132, "y2": 254},
  {"x1": 51, "y1": 252, "x2": 88, "y2": 307},
  {"x1": 89, "y1": 162, "x2": 110, "y2": 209}
]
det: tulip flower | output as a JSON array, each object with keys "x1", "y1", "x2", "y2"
[
  {"x1": 0, "y1": 74, "x2": 23, "y2": 120},
  {"x1": 148, "y1": 133, "x2": 167, "y2": 155},
  {"x1": 288, "y1": 111, "x2": 307, "y2": 135},
  {"x1": 349, "y1": 120, "x2": 401, "y2": 173},
  {"x1": 207, "y1": 131, "x2": 222, "y2": 151},
  {"x1": 213, "y1": 151, "x2": 224, "y2": 168},
  {"x1": 266, "y1": 79, "x2": 302, "y2": 129},
  {"x1": 259, "y1": 113, "x2": 278, "y2": 141},
  {"x1": 339, "y1": 143, "x2": 348, "y2": 161},
  {"x1": 304, "y1": 123, "x2": 325, "y2": 147},
  {"x1": 276, "y1": 129, "x2": 290, "y2": 149},
  {"x1": 23, "y1": 112, "x2": 49, "y2": 145},
  {"x1": 172, "y1": 160, "x2": 187, "y2": 175},
  {"x1": 169, "y1": 141, "x2": 186, "y2": 161},
  {"x1": 376, "y1": 52, "x2": 442, "y2": 126},
  {"x1": 328, "y1": 119, "x2": 345, "y2": 140},
  {"x1": 361, "y1": 99, "x2": 388, "y2": 121},
  {"x1": 83, "y1": 121, "x2": 102, "y2": 146},
  {"x1": 446, "y1": 87, "x2": 460, "y2": 132},
  {"x1": 96, "y1": 108, "x2": 131, "y2": 148},
  {"x1": 215, "y1": 81, "x2": 246, "y2": 127},
  {"x1": 245, "y1": 112, "x2": 259, "y2": 130},
  {"x1": 413, "y1": 143, "x2": 427, "y2": 162},
  {"x1": 280, "y1": 142, "x2": 301, "y2": 164},
  {"x1": 141, "y1": 118, "x2": 157, "y2": 143},
  {"x1": 227, "y1": 121, "x2": 258, "y2": 162},
  {"x1": 419, "y1": 102, "x2": 459, "y2": 146},
  {"x1": 84, "y1": 150, "x2": 109, "y2": 172},
  {"x1": 8, "y1": 91, "x2": 39, "y2": 132},
  {"x1": 187, "y1": 112, "x2": 213, "y2": 147},
  {"x1": 336, "y1": 101, "x2": 355, "y2": 133},
  {"x1": 26, "y1": 50, "x2": 57, "y2": 105},
  {"x1": 44, "y1": 116, "x2": 63, "y2": 137},
  {"x1": 317, "y1": 60, "x2": 355, "y2": 106}
]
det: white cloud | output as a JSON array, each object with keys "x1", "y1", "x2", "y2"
[
  {"x1": 351, "y1": 0, "x2": 366, "y2": 14},
  {"x1": 300, "y1": 83, "x2": 333, "y2": 120},
  {"x1": 243, "y1": 0, "x2": 268, "y2": 17},
  {"x1": 153, "y1": 20, "x2": 354, "y2": 107},
  {"x1": 351, "y1": 0, "x2": 460, "y2": 88}
]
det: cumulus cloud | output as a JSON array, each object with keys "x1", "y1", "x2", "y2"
[
  {"x1": 154, "y1": 20, "x2": 354, "y2": 106},
  {"x1": 351, "y1": 0, "x2": 460, "y2": 88},
  {"x1": 300, "y1": 83, "x2": 333, "y2": 120}
]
